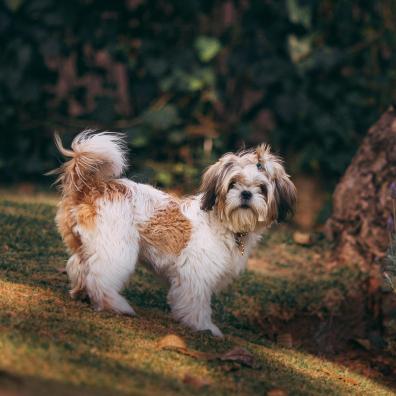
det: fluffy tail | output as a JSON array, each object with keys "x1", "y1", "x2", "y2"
[{"x1": 50, "y1": 130, "x2": 128, "y2": 195}]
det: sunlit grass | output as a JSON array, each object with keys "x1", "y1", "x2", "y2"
[{"x1": 0, "y1": 193, "x2": 394, "y2": 395}]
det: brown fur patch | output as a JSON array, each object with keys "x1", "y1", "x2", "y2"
[
  {"x1": 52, "y1": 150, "x2": 118, "y2": 196},
  {"x1": 76, "y1": 202, "x2": 97, "y2": 230},
  {"x1": 56, "y1": 180, "x2": 130, "y2": 253},
  {"x1": 81, "y1": 179, "x2": 129, "y2": 202},
  {"x1": 56, "y1": 197, "x2": 82, "y2": 253},
  {"x1": 139, "y1": 202, "x2": 192, "y2": 255}
]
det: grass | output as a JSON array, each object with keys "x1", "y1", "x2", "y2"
[{"x1": 0, "y1": 192, "x2": 395, "y2": 395}]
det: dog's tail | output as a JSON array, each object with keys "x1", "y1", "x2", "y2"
[{"x1": 49, "y1": 130, "x2": 128, "y2": 195}]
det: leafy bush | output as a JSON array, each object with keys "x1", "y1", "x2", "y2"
[{"x1": 1, "y1": 0, "x2": 396, "y2": 187}]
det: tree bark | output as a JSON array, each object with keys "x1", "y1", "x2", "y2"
[{"x1": 325, "y1": 107, "x2": 396, "y2": 267}]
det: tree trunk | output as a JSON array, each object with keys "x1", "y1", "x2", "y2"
[{"x1": 325, "y1": 107, "x2": 396, "y2": 267}]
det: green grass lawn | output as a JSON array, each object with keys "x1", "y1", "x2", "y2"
[{"x1": 0, "y1": 192, "x2": 395, "y2": 396}]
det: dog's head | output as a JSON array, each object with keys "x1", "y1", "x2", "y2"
[{"x1": 200, "y1": 144, "x2": 296, "y2": 233}]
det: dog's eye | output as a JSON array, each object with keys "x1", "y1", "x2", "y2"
[
  {"x1": 260, "y1": 184, "x2": 268, "y2": 197},
  {"x1": 256, "y1": 163, "x2": 262, "y2": 170},
  {"x1": 228, "y1": 182, "x2": 235, "y2": 191}
]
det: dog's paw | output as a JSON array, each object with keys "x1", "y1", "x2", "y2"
[
  {"x1": 91, "y1": 297, "x2": 136, "y2": 317},
  {"x1": 210, "y1": 325, "x2": 224, "y2": 338},
  {"x1": 200, "y1": 323, "x2": 223, "y2": 338},
  {"x1": 109, "y1": 301, "x2": 136, "y2": 317},
  {"x1": 120, "y1": 305, "x2": 136, "y2": 316},
  {"x1": 69, "y1": 288, "x2": 88, "y2": 301}
]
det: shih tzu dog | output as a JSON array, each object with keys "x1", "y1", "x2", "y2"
[{"x1": 52, "y1": 130, "x2": 296, "y2": 337}]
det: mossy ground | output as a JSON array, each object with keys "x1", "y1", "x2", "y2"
[{"x1": 0, "y1": 191, "x2": 395, "y2": 395}]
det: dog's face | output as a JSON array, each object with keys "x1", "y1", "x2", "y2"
[{"x1": 200, "y1": 145, "x2": 296, "y2": 233}]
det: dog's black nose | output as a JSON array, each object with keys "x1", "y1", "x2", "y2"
[{"x1": 241, "y1": 190, "x2": 252, "y2": 200}]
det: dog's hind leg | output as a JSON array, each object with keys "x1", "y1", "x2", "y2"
[
  {"x1": 86, "y1": 272, "x2": 136, "y2": 316},
  {"x1": 66, "y1": 254, "x2": 88, "y2": 300},
  {"x1": 81, "y1": 199, "x2": 139, "y2": 316}
]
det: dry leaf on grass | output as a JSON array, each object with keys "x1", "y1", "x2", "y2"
[
  {"x1": 157, "y1": 335, "x2": 259, "y2": 368},
  {"x1": 277, "y1": 333, "x2": 293, "y2": 348},
  {"x1": 267, "y1": 389, "x2": 288, "y2": 396},
  {"x1": 157, "y1": 334, "x2": 217, "y2": 360},
  {"x1": 220, "y1": 347, "x2": 259, "y2": 368},
  {"x1": 351, "y1": 338, "x2": 371, "y2": 351},
  {"x1": 343, "y1": 377, "x2": 359, "y2": 386},
  {"x1": 157, "y1": 334, "x2": 187, "y2": 351},
  {"x1": 183, "y1": 374, "x2": 212, "y2": 389},
  {"x1": 320, "y1": 368, "x2": 358, "y2": 386},
  {"x1": 293, "y1": 231, "x2": 312, "y2": 246}
]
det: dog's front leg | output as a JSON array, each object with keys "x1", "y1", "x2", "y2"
[{"x1": 167, "y1": 278, "x2": 223, "y2": 337}]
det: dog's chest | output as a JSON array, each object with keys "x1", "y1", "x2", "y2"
[{"x1": 218, "y1": 233, "x2": 250, "y2": 277}]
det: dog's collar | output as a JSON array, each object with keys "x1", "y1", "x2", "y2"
[{"x1": 234, "y1": 232, "x2": 248, "y2": 255}]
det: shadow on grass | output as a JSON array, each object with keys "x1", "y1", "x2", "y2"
[
  {"x1": 0, "y1": 199, "x2": 395, "y2": 395},
  {"x1": 0, "y1": 312, "x2": 373, "y2": 396},
  {"x1": 0, "y1": 370, "x2": 127, "y2": 396}
]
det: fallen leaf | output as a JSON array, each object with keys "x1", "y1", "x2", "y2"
[
  {"x1": 341, "y1": 376, "x2": 358, "y2": 386},
  {"x1": 57, "y1": 267, "x2": 67, "y2": 274},
  {"x1": 267, "y1": 389, "x2": 288, "y2": 396},
  {"x1": 220, "y1": 347, "x2": 259, "y2": 368},
  {"x1": 277, "y1": 333, "x2": 293, "y2": 348},
  {"x1": 293, "y1": 231, "x2": 312, "y2": 246},
  {"x1": 157, "y1": 334, "x2": 217, "y2": 360},
  {"x1": 351, "y1": 338, "x2": 371, "y2": 351},
  {"x1": 2, "y1": 244, "x2": 9, "y2": 252},
  {"x1": 157, "y1": 336, "x2": 259, "y2": 367},
  {"x1": 183, "y1": 374, "x2": 212, "y2": 389},
  {"x1": 319, "y1": 368, "x2": 359, "y2": 385},
  {"x1": 157, "y1": 334, "x2": 188, "y2": 352}
]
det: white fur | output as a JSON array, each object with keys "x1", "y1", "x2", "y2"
[
  {"x1": 59, "y1": 130, "x2": 127, "y2": 178},
  {"x1": 75, "y1": 184, "x2": 259, "y2": 337},
  {"x1": 56, "y1": 131, "x2": 295, "y2": 337}
]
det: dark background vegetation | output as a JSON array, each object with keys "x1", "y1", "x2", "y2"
[{"x1": 1, "y1": 0, "x2": 396, "y2": 189}]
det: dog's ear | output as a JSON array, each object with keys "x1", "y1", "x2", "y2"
[
  {"x1": 200, "y1": 155, "x2": 237, "y2": 211},
  {"x1": 274, "y1": 173, "x2": 297, "y2": 222},
  {"x1": 256, "y1": 144, "x2": 278, "y2": 175},
  {"x1": 256, "y1": 144, "x2": 296, "y2": 222},
  {"x1": 200, "y1": 162, "x2": 220, "y2": 211}
]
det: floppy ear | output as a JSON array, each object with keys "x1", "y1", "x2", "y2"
[
  {"x1": 255, "y1": 144, "x2": 296, "y2": 222},
  {"x1": 200, "y1": 162, "x2": 221, "y2": 211},
  {"x1": 274, "y1": 174, "x2": 297, "y2": 222}
]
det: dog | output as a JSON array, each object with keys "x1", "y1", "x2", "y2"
[{"x1": 52, "y1": 130, "x2": 296, "y2": 337}]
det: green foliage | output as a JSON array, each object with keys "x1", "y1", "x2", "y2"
[
  {"x1": 195, "y1": 36, "x2": 222, "y2": 62},
  {"x1": 1, "y1": 1, "x2": 396, "y2": 186},
  {"x1": 142, "y1": 105, "x2": 181, "y2": 130}
]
